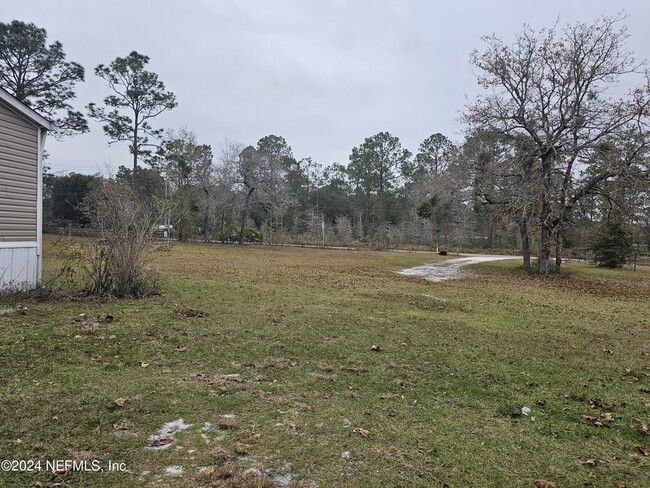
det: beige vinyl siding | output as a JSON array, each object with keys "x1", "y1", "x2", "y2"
[{"x1": 0, "y1": 102, "x2": 38, "y2": 242}]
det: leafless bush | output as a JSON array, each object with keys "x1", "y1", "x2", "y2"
[{"x1": 81, "y1": 180, "x2": 160, "y2": 298}]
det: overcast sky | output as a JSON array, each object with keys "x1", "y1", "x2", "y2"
[{"x1": 5, "y1": 0, "x2": 650, "y2": 175}]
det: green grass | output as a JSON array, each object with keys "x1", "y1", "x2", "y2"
[{"x1": 1, "y1": 237, "x2": 648, "y2": 487}]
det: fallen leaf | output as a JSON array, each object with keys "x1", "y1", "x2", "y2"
[
  {"x1": 534, "y1": 480, "x2": 558, "y2": 488},
  {"x1": 371, "y1": 344, "x2": 381, "y2": 351},
  {"x1": 588, "y1": 399, "x2": 612, "y2": 409},
  {"x1": 634, "y1": 418, "x2": 649, "y2": 435},
  {"x1": 99, "y1": 315, "x2": 114, "y2": 323},
  {"x1": 582, "y1": 415, "x2": 604, "y2": 427},
  {"x1": 601, "y1": 412, "x2": 613, "y2": 421},
  {"x1": 617, "y1": 483, "x2": 626, "y2": 488},
  {"x1": 535, "y1": 399, "x2": 546, "y2": 407},
  {"x1": 175, "y1": 346, "x2": 187, "y2": 352},
  {"x1": 353, "y1": 427, "x2": 369, "y2": 437},
  {"x1": 137, "y1": 361, "x2": 150, "y2": 368},
  {"x1": 203, "y1": 466, "x2": 217, "y2": 477},
  {"x1": 580, "y1": 456, "x2": 596, "y2": 466},
  {"x1": 150, "y1": 436, "x2": 174, "y2": 447},
  {"x1": 114, "y1": 397, "x2": 127, "y2": 407},
  {"x1": 638, "y1": 446, "x2": 649, "y2": 456}
]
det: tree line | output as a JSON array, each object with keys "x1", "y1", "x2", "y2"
[{"x1": 2, "y1": 16, "x2": 649, "y2": 274}]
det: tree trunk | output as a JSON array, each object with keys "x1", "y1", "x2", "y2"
[
  {"x1": 537, "y1": 156, "x2": 553, "y2": 275},
  {"x1": 220, "y1": 211, "x2": 225, "y2": 243},
  {"x1": 538, "y1": 222, "x2": 552, "y2": 275},
  {"x1": 203, "y1": 209, "x2": 209, "y2": 243},
  {"x1": 132, "y1": 118, "x2": 139, "y2": 190},
  {"x1": 519, "y1": 219, "x2": 531, "y2": 268},
  {"x1": 363, "y1": 194, "x2": 371, "y2": 237},
  {"x1": 203, "y1": 188, "x2": 209, "y2": 243},
  {"x1": 554, "y1": 225, "x2": 564, "y2": 271}
]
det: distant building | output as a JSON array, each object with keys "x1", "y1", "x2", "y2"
[{"x1": 0, "y1": 87, "x2": 53, "y2": 290}]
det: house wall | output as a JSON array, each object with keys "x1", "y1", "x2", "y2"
[
  {"x1": 0, "y1": 242, "x2": 38, "y2": 289},
  {"x1": 0, "y1": 101, "x2": 39, "y2": 242},
  {"x1": 0, "y1": 99, "x2": 40, "y2": 289}
]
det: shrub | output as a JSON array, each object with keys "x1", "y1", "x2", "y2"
[
  {"x1": 81, "y1": 180, "x2": 161, "y2": 297},
  {"x1": 591, "y1": 221, "x2": 633, "y2": 268}
]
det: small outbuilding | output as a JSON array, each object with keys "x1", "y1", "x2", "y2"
[{"x1": 0, "y1": 87, "x2": 53, "y2": 290}]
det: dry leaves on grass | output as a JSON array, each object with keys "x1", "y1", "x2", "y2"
[
  {"x1": 634, "y1": 418, "x2": 649, "y2": 435},
  {"x1": 588, "y1": 399, "x2": 612, "y2": 410},
  {"x1": 196, "y1": 373, "x2": 249, "y2": 396},
  {"x1": 637, "y1": 446, "x2": 649, "y2": 456},
  {"x1": 150, "y1": 437, "x2": 174, "y2": 448},
  {"x1": 534, "y1": 480, "x2": 558, "y2": 488},
  {"x1": 580, "y1": 456, "x2": 597, "y2": 466},
  {"x1": 175, "y1": 346, "x2": 187, "y2": 352},
  {"x1": 114, "y1": 397, "x2": 127, "y2": 407},
  {"x1": 353, "y1": 427, "x2": 369, "y2": 438},
  {"x1": 582, "y1": 410, "x2": 614, "y2": 426},
  {"x1": 473, "y1": 267, "x2": 650, "y2": 300},
  {"x1": 175, "y1": 307, "x2": 208, "y2": 318},
  {"x1": 137, "y1": 361, "x2": 150, "y2": 368}
]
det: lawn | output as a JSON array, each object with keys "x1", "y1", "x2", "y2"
[{"x1": 0, "y1": 237, "x2": 648, "y2": 487}]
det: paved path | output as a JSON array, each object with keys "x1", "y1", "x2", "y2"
[{"x1": 399, "y1": 254, "x2": 520, "y2": 282}]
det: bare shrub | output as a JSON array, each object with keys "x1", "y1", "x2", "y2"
[{"x1": 81, "y1": 180, "x2": 160, "y2": 297}]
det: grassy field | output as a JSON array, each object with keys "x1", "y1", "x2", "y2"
[{"x1": 1, "y1": 237, "x2": 649, "y2": 487}]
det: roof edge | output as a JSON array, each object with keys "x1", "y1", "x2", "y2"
[{"x1": 0, "y1": 87, "x2": 56, "y2": 131}]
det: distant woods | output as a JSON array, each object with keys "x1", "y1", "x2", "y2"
[{"x1": 2, "y1": 17, "x2": 649, "y2": 274}]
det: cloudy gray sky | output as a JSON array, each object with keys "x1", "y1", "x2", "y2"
[{"x1": 5, "y1": 0, "x2": 650, "y2": 175}]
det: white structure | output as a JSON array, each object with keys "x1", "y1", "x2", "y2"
[{"x1": 0, "y1": 87, "x2": 53, "y2": 290}]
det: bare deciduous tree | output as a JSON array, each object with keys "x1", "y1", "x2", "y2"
[{"x1": 464, "y1": 14, "x2": 650, "y2": 274}]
